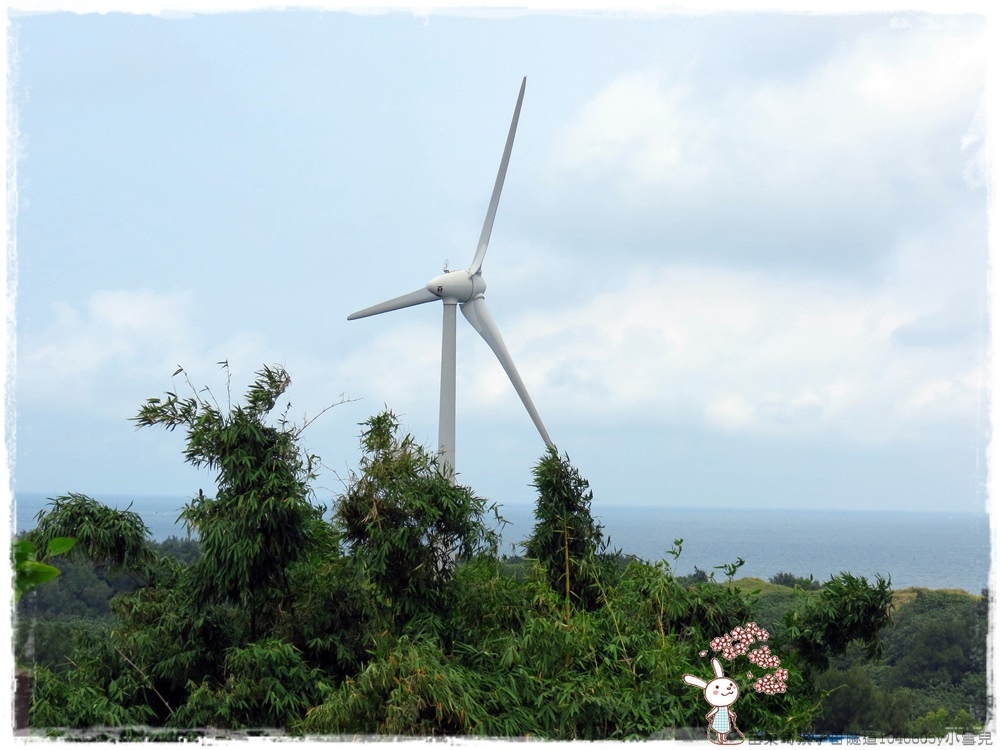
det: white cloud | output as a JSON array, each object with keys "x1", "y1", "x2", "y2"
[
  {"x1": 21, "y1": 289, "x2": 196, "y2": 379},
  {"x1": 336, "y1": 317, "x2": 441, "y2": 421},
  {"x1": 474, "y1": 263, "x2": 986, "y2": 444},
  {"x1": 538, "y1": 19, "x2": 986, "y2": 273},
  {"x1": 704, "y1": 395, "x2": 756, "y2": 432},
  {"x1": 552, "y1": 72, "x2": 690, "y2": 186},
  {"x1": 897, "y1": 370, "x2": 986, "y2": 426},
  {"x1": 17, "y1": 289, "x2": 269, "y2": 416},
  {"x1": 555, "y1": 23, "x2": 983, "y2": 191}
]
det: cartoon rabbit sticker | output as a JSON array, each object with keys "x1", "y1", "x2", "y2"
[{"x1": 683, "y1": 658, "x2": 745, "y2": 745}]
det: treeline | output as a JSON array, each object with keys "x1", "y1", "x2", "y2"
[
  {"x1": 813, "y1": 588, "x2": 988, "y2": 736},
  {"x1": 14, "y1": 536, "x2": 200, "y2": 669},
  {"x1": 12, "y1": 365, "x2": 989, "y2": 739},
  {"x1": 727, "y1": 577, "x2": 987, "y2": 737},
  {"x1": 18, "y1": 550, "x2": 987, "y2": 737}
]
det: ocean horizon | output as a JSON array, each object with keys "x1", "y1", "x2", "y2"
[{"x1": 11, "y1": 491, "x2": 991, "y2": 595}]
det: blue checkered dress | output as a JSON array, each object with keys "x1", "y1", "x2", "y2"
[{"x1": 712, "y1": 709, "x2": 731, "y2": 734}]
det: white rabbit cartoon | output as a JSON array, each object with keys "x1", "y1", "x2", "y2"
[{"x1": 683, "y1": 658, "x2": 745, "y2": 745}]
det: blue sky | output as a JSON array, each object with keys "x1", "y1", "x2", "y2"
[{"x1": 3, "y1": 3, "x2": 993, "y2": 515}]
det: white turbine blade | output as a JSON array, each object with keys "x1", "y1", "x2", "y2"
[
  {"x1": 460, "y1": 295, "x2": 553, "y2": 448},
  {"x1": 468, "y1": 76, "x2": 526, "y2": 276},
  {"x1": 347, "y1": 288, "x2": 438, "y2": 320}
]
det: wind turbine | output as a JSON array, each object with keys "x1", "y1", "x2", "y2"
[{"x1": 348, "y1": 77, "x2": 554, "y2": 478}]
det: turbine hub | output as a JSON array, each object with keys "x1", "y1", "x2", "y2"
[{"x1": 428, "y1": 270, "x2": 486, "y2": 302}]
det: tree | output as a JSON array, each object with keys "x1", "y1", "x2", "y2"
[
  {"x1": 25, "y1": 366, "x2": 842, "y2": 738},
  {"x1": 29, "y1": 364, "x2": 346, "y2": 730},
  {"x1": 133, "y1": 363, "x2": 329, "y2": 638},
  {"x1": 769, "y1": 572, "x2": 821, "y2": 591},
  {"x1": 884, "y1": 590, "x2": 984, "y2": 690},
  {"x1": 334, "y1": 410, "x2": 501, "y2": 627},
  {"x1": 27, "y1": 493, "x2": 154, "y2": 582},
  {"x1": 523, "y1": 447, "x2": 607, "y2": 612},
  {"x1": 156, "y1": 536, "x2": 201, "y2": 566},
  {"x1": 813, "y1": 665, "x2": 880, "y2": 734},
  {"x1": 782, "y1": 572, "x2": 894, "y2": 672}
]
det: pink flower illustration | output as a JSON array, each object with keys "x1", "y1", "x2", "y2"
[{"x1": 704, "y1": 621, "x2": 790, "y2": 704}]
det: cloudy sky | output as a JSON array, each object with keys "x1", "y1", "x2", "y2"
[{"x1": 3, "y1": 2, "x2": 993, "y2": 517}]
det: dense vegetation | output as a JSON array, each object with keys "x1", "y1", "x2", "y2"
[{"x1": 12, "y1": 365, "x2": 988, "y2": 739}]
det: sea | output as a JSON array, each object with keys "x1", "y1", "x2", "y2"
[{"x1": 11, "y1": 492, "x2": 992, "y2": 595}]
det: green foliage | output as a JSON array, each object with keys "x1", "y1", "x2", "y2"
[
  {"x1": 335, "y1": 410, "x2": 501, "y2": 626},
  {"x1": 17, "y1": 537, "x2": 201, "y2": 624},
  {"x1": 813, "y1": 665, "x2": 881, "y2": 734},
  {"x1": 29, "y1": 623, "x2": 159, "y2": 729},
  {"x1": 523, "y1": 446, "x2": 607, "y2": 612},
  {"x1": 884, "y1": 590, "x2": 986, "y2": 689},
  {"x1": 275, "y1": 550, "x2": 375, "y2": 679},
  {"x1": 297, "y1": 633, "x2": 491, "y2": 736},
  {"x1": 27, "y1": 364, "x2": 340, "y2": 730},
  {"x1": 782, "y1": 572, "x2": 894, "y2": 672},
  {"x1": 894, "y1": 620, "x2": 970, "y2": 687},
  {"x1": 911, "y1": 707, "x2": 951, "y2": 737},
  {"x1": 810, "y1": 589, "x2": 988, "y2": 736},
  {"x1": 12, "y1": 536, "x2": 77, "y2": 602},
  {"x1": 28, "y1": 493, "x2": 153, "y2": 580},
  {"x1": 813, "y1": 663, "x2": 914, "y2": 736},
  {"x1": 156, "y1": 535, "x2": 201, "y2": 565},
  {"x1": 15, "y1": 617, "x2": 108, "y2": 673},
  {"x1": 107, "y1": 566, "x2": 234, "y2": 719},
  {"x1": 24, "y1": 363, "x2": 941, "y2": 738},
  {"x1": 452, "y1": 549, "x2": 807, "y2": 739},
  {"x1": 134, "y1": 363, "x2": 326, "y2": 637},
  {"x1": 169, "y1": 639, "x2": 332, "y2": 730},
  {"x1": 677, "y1": 566, "x2": 710, "y2": 585},
  {"x1": 714, "y1": 556, "x2": 746, "y2": 581},
  {"x1": 770, "y1": 571, "x2": 822, "y2": 591},
  {"x1": 727, "y1": 577, "x2": 801, "y2": 635},
  {"x1": 30, "y1": 662, "x2": 157, "y2": 729},
  {"x1": 14, "y1": 537, "x2": 208, "y2": 679},
  {"x1": 298, "y1": 553, "x2": 785, "y2": 740},
  {"x1": 949, "y1": 709, "x2": 980, "y2": 733},
  {"x1": 18, "y1": 557, "x2": 115, "y2": 622}
]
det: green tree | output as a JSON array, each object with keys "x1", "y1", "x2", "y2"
[
  {"x1": 782, "y1": 572, "x2": 894, "y2": 672},
  {"x1": 911, "y1": 707, "x2": 950, "y2": 737},
  {"x1": 155, "y1": 536, "x2": 201, "y2": 566},
  {"x1": 884, "y1": 590, "x2": 984, "y2": 690},
  {"x1": 813, "y1": 665, "x2": 880, "y2": 734},
  {"x1": 27, "y1": 494, "x2": 153, "y2": 581},
  {"x1": 133, "y1": 364, "x2": 328, "y2": 638},
  {"x1": 30, "y1": 364, "x2": 343, "y2": 729},
  {"x1": 523, "y1": 447, "x2": 607, "y2": 613},
  {"x1": 25, "y1": 366, "x2": 837, "y2": 738},
  {"x1": 168, "y1": 638, "x2": 332, "y2": 730},
  {"x1": 334, "y1": 410, "x2": 501, "y2": 628},
  {"x1": 769, "y1": 572, "x2": 821, "y2": 591}
]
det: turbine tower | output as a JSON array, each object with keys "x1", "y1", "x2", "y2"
[{"x1": 348, "y1": 77, "x2": 554, "y2": 478}]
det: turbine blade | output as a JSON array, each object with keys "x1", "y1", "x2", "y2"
[
  {"x1": 347, "y1": 288, "x2": 438, "y2": 320},
  {"x1": 460, "y1": 295, "x2": 553, "y2": 448},
  {"x1": 468, "y1": 76, "x2": 526, "y2": 276}
]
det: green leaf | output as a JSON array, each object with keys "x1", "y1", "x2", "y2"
[
  {"x1": 12, "y1": 539, "x2": 36, "y2": 566},
  {"x1": 16, "y1": 560, "x2": 61, "y2": 597},
  {"x1": 45, "y1": 537, "x2": 77, "y2": 557}
]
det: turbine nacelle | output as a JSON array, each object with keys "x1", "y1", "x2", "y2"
[{"x1": 427, "y1": 270, "x2": 486, "y2": 303}]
